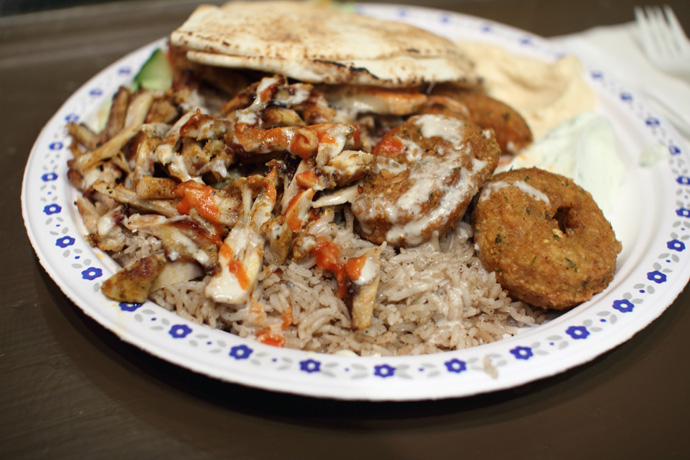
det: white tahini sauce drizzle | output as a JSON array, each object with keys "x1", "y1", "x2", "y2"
[
  {"x1": 479, "y1": 180, "x2": 550, "y2": 205},
  {"x1": 415, "y1": 114, "x2": 467, "y2": 149},
  {"x1": 236, "y1": 76, "x2": 280, "y2": 125},
  {"x1": 388, "y1": 116, "x2": 470, "y2": 219},
  {"x1": 386, "y1": 115, "x2": 475, "y2": 244},
  {"x1": 354, "y1": 256, "x2": 377, "y2": 285},
  {"x1": 278, "y1": 84, "x2": 311, "y2": 106},
  {"x1": 386, "y1": 156, "x2": 487, "y2": 246}
]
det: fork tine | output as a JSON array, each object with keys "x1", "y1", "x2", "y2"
[
  {"x1": 662, "y1": 5, "x2": 690, "y2": 53},
  {"x1": 645, "y1": 6, "x2": 674, "y2": 59},
  {"x1": 634, "y1": 6, "x2": 655, "y2": 56}
]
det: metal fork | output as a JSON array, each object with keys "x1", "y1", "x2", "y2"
[{"x1": 634, "y1": 5, "x2": 690, "y2": 82}]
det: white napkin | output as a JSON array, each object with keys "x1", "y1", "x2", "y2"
[{"x1": 553, "y1": 22, "x2": 690, "y2": 140}]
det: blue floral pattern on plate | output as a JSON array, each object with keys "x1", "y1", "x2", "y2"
[{"x1": 20, "y1": 4, "x2": 690, "y2": 401}]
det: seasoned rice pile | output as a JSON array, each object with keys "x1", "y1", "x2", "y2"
[{"x1": 148, "y1": 212, "x2": 543, "y2": 356}]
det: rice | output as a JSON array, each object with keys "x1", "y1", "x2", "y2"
[{"x1": 148, "y1": 215, "x2": 545, "y2": 356}]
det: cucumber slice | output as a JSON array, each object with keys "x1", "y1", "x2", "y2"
[
  {"x1": 95, "y1": 98, "x2": 112, "y2": 132},
  {"x1": 133, "y1": 48, "x2": 173, "y2": 91}
]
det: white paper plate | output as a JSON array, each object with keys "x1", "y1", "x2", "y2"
[{"x1": 21, "y1": 4, "x2": 690, "y2": 400}]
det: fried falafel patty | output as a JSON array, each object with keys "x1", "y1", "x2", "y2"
[
  {"x1": 472, "y1": 167, "x2": 621, "y2": 310},
  {"x1": 431, "y1": 85, "x2": 533, "y2": 154},
  {"x1": 352, "y1": 113, "x2": 500, "y2": 247}
]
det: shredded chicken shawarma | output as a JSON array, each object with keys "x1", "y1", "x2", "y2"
[{"x1": 68, "y1": 47, "x2": 524, "y2": 348}]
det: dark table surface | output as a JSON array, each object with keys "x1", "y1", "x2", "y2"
[{"x1": 2, "y1": 1, "x2": 690, "y2": 458}]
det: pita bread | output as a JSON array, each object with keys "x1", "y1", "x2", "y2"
[{"x1": 170, "y1": 1, "x2": 479, "y2": 87}]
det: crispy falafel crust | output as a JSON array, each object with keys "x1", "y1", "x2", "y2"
[
  {"x1": 431, "y1": 85, "x2": 533, "y2": 154},
  {"x1": 471, "y1": 167, "x2": 621, "y2": 310}
]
